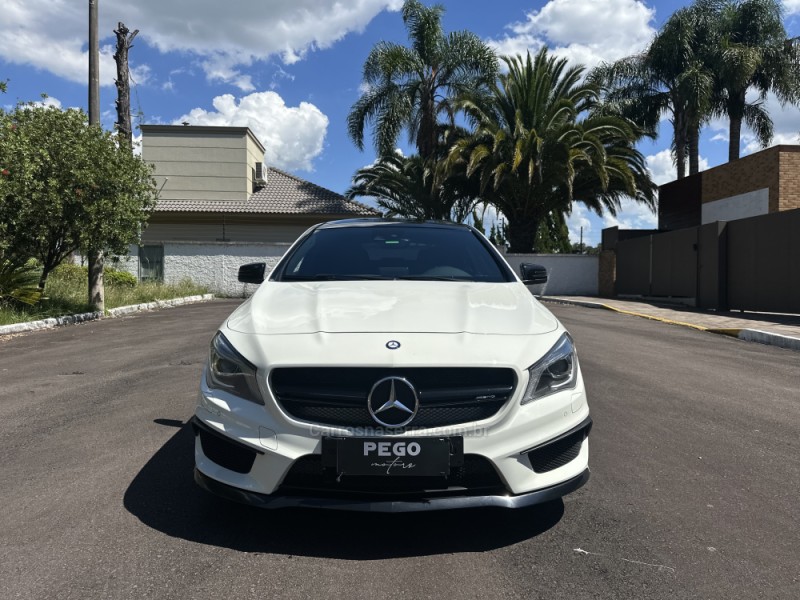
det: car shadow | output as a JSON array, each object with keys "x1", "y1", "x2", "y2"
[{"x1": 124, "y1": 423, "x2": 565, "y2": 559}]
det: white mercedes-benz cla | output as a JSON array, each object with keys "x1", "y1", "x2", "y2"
[{"x1": 192, "y1": 219, "x2": 591, "y2": 511}]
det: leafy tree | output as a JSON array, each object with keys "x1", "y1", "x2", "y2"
[
  {"x1": 0, "y1": 102, "x2": 157, "y2": 292},
  {"x1": 347, "y1": 0, "x2": 498, "y2": 160},
  {"x1": 345, "y1": 151, "x2": 478, "y2": 222},
  {"x1": 452, "y1": 50, "x2": 656, "y2": 253},
  {"x1": 712, "y1": 0, "x2": 798, "y2": 160}
]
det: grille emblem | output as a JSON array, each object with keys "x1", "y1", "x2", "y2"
[
  {"x1": 385, "y1": 340, "x2": 401, "y2": 350},
  {"x1": 367, "y1": 377, "x2": 419, "y2": 428}
]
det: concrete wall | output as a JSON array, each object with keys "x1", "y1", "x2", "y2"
[
  {"x1": 501, "y1": 253, "x2": 599, "y2": 296},
  {"x1": 117, "y1": 242, "x2": 291, "y2": 297},
  {"x1": 701, "y1": 188, "x2": 769, "y2": 224},
  {"x1": 117, "y1": 244, "x2": 599, "y2": 298}
]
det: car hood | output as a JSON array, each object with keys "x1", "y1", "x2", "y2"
[{"x1": 226, "y1": 280, "x2": 558, "y2": 336}]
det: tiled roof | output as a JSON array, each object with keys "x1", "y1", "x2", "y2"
[{"x1": 155, "y1": 167, "x2": 379, "y2": 216}]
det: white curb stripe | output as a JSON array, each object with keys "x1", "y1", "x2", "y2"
[{"x1": 0, "y1": 294, "x2": 214, "y2": 336}]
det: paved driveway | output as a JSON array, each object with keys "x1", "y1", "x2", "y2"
[{"x1": 1, "y1": 300, "x2": 797, "y2": 599}]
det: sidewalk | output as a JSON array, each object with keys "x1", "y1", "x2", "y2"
[{"x1": 540, "y1": 296, "x2": 800, "y2": 351}]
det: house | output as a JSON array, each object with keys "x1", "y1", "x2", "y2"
[
  {"x1": 658, "y1": 145, "x2": 800, "y2": 231},
  {"x1": 116, "y1": 124, "x2": 378, "y2": 295}
]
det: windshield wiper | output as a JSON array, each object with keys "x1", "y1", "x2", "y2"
[{"x1": 395, "y1": 275, "x2": 474, "y2": 281}]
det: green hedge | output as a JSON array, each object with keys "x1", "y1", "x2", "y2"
[{"x1": 51, "y1": 263, "x2": 137, "y2": 287}]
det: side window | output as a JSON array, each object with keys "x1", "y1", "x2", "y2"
[{"x1": 139, "y1": 245, "x2": 164, "y2": 282}]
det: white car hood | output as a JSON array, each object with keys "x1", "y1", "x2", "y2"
[{"x1": 226, "y1": 280, "x2": 558, "y2": 336}]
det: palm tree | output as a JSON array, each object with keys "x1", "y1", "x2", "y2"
[
  {"x1": 347, "y1": 0, "x2": 498, "y2": 160},
  {"x1": 452, "y1": 50, "x2": 656, "y2": 253},
  {"x1": 712, "y1": 0, "x2": 797, "y2": 160},
  {"x1": 591, "y1": 3, "x2": 717, "y2": 180},
  {"x1": 345, "y1": 151, "x2": 478, "y2": 222}
]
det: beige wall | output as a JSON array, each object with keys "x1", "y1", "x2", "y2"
[
  {"x1": 142, "y1": 213, "x2": 317, "y2": 244},
  {"x1": 141, "y1": 125, "x2": 266, "y2": 202}
]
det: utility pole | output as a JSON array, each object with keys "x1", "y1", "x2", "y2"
[
  {"x1": 88, "y1": 0, "x2": 99, "y2": 126},
  {"x1": 87, "y1": 0, "x2": 104, "y2": 311},
  {"x1": 114, "y1": 22, "x2": 138, "y2": 154}
]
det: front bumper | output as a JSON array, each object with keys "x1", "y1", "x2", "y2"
[{"x1": 194, "y1": 466, "x2": 590, "y2": 512}]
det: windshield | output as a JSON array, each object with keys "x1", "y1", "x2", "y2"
[{"x1": 275, "y1": 224, "x2": 514, "y2": 283}]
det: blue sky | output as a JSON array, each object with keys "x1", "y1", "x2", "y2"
[{"x1": 2, "y1": 0, "x2": 800, "y2": 245}]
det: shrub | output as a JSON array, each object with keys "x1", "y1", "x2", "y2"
[
  {"x1": 50, "y1": 263, "x2": 136, "y2": 287},
  {"x1": 0, "y1": 259, "x2": 43, "y2": 306},
  {"x1": 51, "y1": 263, "x2": 88, "y2": 284},
  {"x1": 105, "y1": 268, "x2": 137, "y2": 287}
]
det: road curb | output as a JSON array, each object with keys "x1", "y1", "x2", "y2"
[
  {"x1": 0, "y1": 293, "x2": 215, "y2": 336},
  {"x1": 540, "y1": 297, "x2": 800, "y2": 351}
]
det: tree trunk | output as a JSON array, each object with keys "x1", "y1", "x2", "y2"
[
  {"x1": 417, "y1": 82, "x2": 437, "y2": 161},
  {"x1": 88, "y1": 249, "x2": 104, "y2": 312},
  {"x1": 114, "y1": 22, "x2": 139, "y2": 154},
  {"x1": 506, "y1": 215, "x2": 541, "y2": 254},
  {"x1": 675, "y1": 143, "x2": 686, "y2": 180},
  {"x1": 673, "y1": 110, "x2": 687, "y2": 180},
  {"x1": 729, "y1": 116, "x2": 742, "y2": 161},
  {"x1": 688, "y1": 125, "x2": 700, "y2": 176}
]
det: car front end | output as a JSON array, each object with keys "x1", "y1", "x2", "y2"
[{"x1": 192, "y1": 220, "x2": 591, "y2": 512}]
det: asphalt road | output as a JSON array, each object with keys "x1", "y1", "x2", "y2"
[{"x1": 1, "y1": 300, "x2": 797, "y2": 599}]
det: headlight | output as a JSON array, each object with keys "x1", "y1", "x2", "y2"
[
  {"x1": 206, "y1": 332, "x2": 264, "y2": 405},
  {"x1": 521, "y1": 332, "x2": 578, "y2": 405}
]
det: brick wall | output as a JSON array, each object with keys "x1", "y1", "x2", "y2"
[
  {"x1": 778, "y1": 149, "x2": 800, "y2": 211},
  {"x1": 701, "y1": 146, "x2": 781, "y2": 211}
]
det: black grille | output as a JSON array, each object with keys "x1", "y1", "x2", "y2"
[
  {"x1": 270, "y1": 367, "x2": 516, "y2": 429},
  {"x1": 279, "y1": 454, "x2": 506, "y2": 497},
  {"x1": 526, "y1": 430, "x2": 585, "y2": 473}
]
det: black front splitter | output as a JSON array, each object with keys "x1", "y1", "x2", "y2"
[{"x1": 194, "y1": 467, "x2": 590, "y2": 513}]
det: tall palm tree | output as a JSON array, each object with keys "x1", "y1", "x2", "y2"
[
  {"x1": 591, "y1": 3, "x2": 716, "y2": 180},
  {"x1": 712, "y1": 0, "x2": 797, "y2": 160},
  {"x1": 347, "y1": 0, "x2": 498, "y2": 160},
  {"x1": 452, "y1": 50, "x2": 656, "y2": 253}
]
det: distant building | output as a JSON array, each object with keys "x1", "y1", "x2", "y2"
[
  {"x1": 116, "y1": 124, "x2": 378, "y2": 295},
  {"x1": 658, "y1": 145, "x2": 800, "y2": 231}
]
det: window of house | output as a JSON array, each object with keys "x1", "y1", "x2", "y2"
[{"x1": 139, "y1": 245, "x2": 164, "y2": 282}]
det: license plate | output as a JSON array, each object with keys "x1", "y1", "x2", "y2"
[{"x1": 336, "y1": 437, "x2": 451, "y2": 477}]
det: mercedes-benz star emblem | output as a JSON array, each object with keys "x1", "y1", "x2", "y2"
[
  {"x1": 385, "y1": 340, "x2": 401, "y2": 350},
  {"x1": 367, "y1": 376, "x2": 419, "y2": 428}
]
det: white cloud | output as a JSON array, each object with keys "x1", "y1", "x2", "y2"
[
  {"x1": 177, "y1": 92, "x2": 329, "y2": 172},
  {"x1": 488, "y1": 0, "x2": 655, "y2": 69},
  {"x1": 603, "y1": 198, "x2": 658, "y2": 230},
  {"x1": 708, "y1": 92, "x2": 800, "y2": 157},
  {"x1": 0, "y1": 0, "x2": 401, "y2": 88},
  {"x1": 33, "y1": 96, "x2": 63, "y2": 109},
  {"x1": 565, "y1": 204, "x2": 593, "y2": 245},
  {"x1": 784, "y1": 1, "x2": 800, "y2": 16},
  {"x1": 644, "y1": 149, "x2": 710, "y2": 186}
]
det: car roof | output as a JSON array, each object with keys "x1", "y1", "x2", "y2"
[{"x1": 316, "y1": 218, "x2": 473, "y2": 230}]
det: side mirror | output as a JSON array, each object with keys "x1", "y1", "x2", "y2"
[
  {"x1": 238, "y1": 262, "x2": 267, "y2": 284},
  {"x1": 520, "y1": 263, "x2": 547, "y2": 285}
]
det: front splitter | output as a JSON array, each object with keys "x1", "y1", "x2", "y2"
[{"x1": 194, "y1": 467, "x2": 590, "y2": 513}]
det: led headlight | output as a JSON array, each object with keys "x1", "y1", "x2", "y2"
[
  {"x1": 206, "y1": 332, "x2": 264, "y2": 405},
  {"x1": 521, "y1": 332, "x2": 578, "y2": 405}
]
